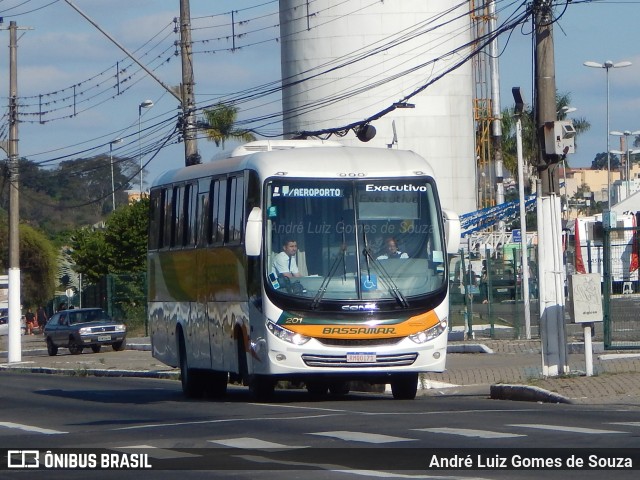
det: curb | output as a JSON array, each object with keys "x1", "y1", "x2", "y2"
[
  {"x1": 0, "y1": 363, "x2": 179, "y2": 379},
  {"x1": 447, "y1": 343, "x2": 494, "y2": 354},
  {"x1": 490, "y1": 383, "x2": 572, "y2": 404}
]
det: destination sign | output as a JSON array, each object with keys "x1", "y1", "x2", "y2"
[{"x1": 273, "y1": 186, "x2": 343, "y2": 197}]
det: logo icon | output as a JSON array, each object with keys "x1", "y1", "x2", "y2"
[{"x1": 8, "y1": 450, "x2": 40, "y2": 468}]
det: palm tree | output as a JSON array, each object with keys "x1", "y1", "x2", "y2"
[{"x1": 201, "y1": 103, "x2": 255, "y2": 149}]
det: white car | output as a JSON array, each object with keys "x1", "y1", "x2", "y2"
[{"x1": 0, "y1": 315, "x2": 26, "y2": 336}]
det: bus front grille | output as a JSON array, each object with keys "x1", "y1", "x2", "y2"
[
  {"x1": 316, "y1": 338, "x2": 402, "y2": 347},
  {"x1": 301, "y1": 353, "x2": 418, "y2": 368}
]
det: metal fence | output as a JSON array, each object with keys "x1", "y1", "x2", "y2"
[
  {"x1": 603, "y1": 224, "x2": 640, "y2": 350},
  {"x1": 449, "y1": 246, "x2": 540, "y2": 340},
  {"x1": 80, "y1": 273, "x2": 148, "y2": 334}
]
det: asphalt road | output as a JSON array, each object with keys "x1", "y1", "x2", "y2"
[{"x1": 1, "y1": 373, "x2": 639, "y2": 479}]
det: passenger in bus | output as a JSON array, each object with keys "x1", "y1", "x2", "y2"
[
  {"x1": 377, "y1": 237, "x2": 409, "y2": 260},
  {"x1": 272, "y1": 238, "x2": 302, "y2": 278}
]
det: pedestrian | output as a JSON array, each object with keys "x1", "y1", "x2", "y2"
[
  {"x1": 480, "y1": 260, "x2": 489, "y2": 304},
  {"x1": 36, "y1": 306, "x2": 48, "y2": 331},
  {"x1": 25, "y1": 308, "x2": 37, "y2": 335}
]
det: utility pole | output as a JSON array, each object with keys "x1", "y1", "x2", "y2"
[
  {"x1": 534, "y1": 1, "x2": 568, "y2": 376},
  {"x1": 5, "y1": 22, "x2": 23, "y2": 362},
  {"x1": 535, "y1": 1, "x2": 559, "y2": 195},
  {"x1": 488, "y1": 0, "x2": 505, "y2": 231},
  {"x1": 180, "y1": 0, "x2": 200, "y2": 166}
]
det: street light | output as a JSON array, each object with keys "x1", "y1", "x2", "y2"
[
  {"x1": 558, "y1": 106, "x2": 576, "y2": 118},
  {"x1": 583, "y1": 60, "x2": 632, "y2": 208},
  {"x1": 138, "y1": 99, "x2": 154, "y2": 195},
  {"x1": 610, "y1": 129, "x2": 640, "y2": 198},
  {"x1": 109, "y1": 138, "x2": 123, "y2": 212}
]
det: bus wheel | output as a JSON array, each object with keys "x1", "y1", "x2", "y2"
[
  {"x1": 390, "y1": 373, "x2": 418, "y2": 400},
  {"x1": 179, "y1": 333, "x2": 203, "y2": 398},
  {"x1": 204, "y1": 371, "x2": 228, "y2": 398},
  {"x1": 329, "y1": 381, "x2": 350, "y2": 396},
  {"x1": 306, "y1": 380, "x2": 329, "y2": 397},
  {"x1": 249, "y1": 375, "x2": 276, "y2": 401}
]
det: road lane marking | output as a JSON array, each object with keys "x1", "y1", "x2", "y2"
[
  {"x1": 113, "y1": 413, "x2": 340, "y2": 431},
  {"x1": 0, "y1": 421, "x2": 67, "y2": 434},
  {"x1": 508, "y1": 424, "x2": 625, "y2": 434},
  {"x1": 309, "y1": 431, "x2": 415, "y2": 443},
  {"x1": 413, "y1": 427, "x2": 525, "y2": 438},
  {"x1": 115, "y1": 445, "x2": 200, "y2": 459},
  {"x1": 208, "y1": 437, "x2": 306, "y2": 450}
]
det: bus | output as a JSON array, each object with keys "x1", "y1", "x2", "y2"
[{"x1": 148, "y1": 140, "x2": 460, "y2": 400}]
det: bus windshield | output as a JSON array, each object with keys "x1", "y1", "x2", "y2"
[{"x1": 265, "y1": 178, "x2": 446, "y2": 305}]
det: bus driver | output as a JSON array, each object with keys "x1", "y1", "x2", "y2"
[
  {"x1": 272, "y1": 238, "x2": 302, "y2": 278},
  {"x1": 377, "y1": 237, "x2": 409, "y2": 260}
]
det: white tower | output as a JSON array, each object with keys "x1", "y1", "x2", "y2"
[{"x1": 279, "y1": 0, "x2": 477, "y2": 215}]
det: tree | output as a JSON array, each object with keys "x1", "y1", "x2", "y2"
[
  {"x1": 67, "y1": 227, "x2": 110, "y2": 284},
  {"x1": 201, "y1": 103, "x2": 255, "y2": 148},
  {"x1": 104, "y1": 198, "x2": 149, "y2": 274},
  {"x1": 0, "y1": 214, "x2": 57, "y2": 307},
  {"x1": 591, "y1": 152, "x2": 621, "y2": 171},
  {"x1": 69, "y1": 198, "x2": 149, "y2": 284},
  {"x1": 1, "y1": 157, "x2": 137, "y2": 239}
]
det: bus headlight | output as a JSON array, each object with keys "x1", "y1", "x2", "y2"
[
  {"x1": 266, "y1": 320, "x2": 311, "y2": 345},
  {"x1": 408, "y1": 317, "x2": 447, "y2": 344}
]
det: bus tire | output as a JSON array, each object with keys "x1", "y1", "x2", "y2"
[
  {"x1": 249, "y1": 375, "x2": 276, "y2": 401},
  {"x1": 203, "y1": 371, "x2": 228, "y2": 398},
  {"x1": 390, "y1": 373, "x2": 418, "y2": 400},
  {"x1": 329, "y1": 381, "x2": 350, "y2": 396},
  {"x1": 179, "y1": 332, "x2": 204, "y2": 398},
  {"x1": 306, "y1": 380, "x2": 329, "y2": 396}
]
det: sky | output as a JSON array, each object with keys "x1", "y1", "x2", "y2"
[{"x1": 0, "y1": 0, "x2": 639, "y2": 197}]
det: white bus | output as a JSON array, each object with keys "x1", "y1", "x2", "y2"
[{"x1": 148, "y1": 140, "x2": 460, "y2": 399}]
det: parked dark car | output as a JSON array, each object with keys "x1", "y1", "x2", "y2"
[{"x1": 43, "y1": 308, "x2": 127, "y2": 355}]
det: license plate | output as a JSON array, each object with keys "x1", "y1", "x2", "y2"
[
  {"x1": 496, "y1": 288, "x2": 508, "y2": 293},
  {"x1": 97, "y1": 335, "x2": 111, "y2": 342},
  {"x1": 346, "y1": 352, "x2": 376, "y2": 363}
]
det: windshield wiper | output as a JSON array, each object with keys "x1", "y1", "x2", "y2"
[
  {"x1": 311, "y1": 221, "x2": 349, "y2": 310},
  {"x1": 311, "y1": 246, "x2": 346, "y2": 310}
]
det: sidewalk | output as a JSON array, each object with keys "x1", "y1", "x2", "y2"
[{"x1": 2, "y1": 334, "x2": 640, "y2": 405}]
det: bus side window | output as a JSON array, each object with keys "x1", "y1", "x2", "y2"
[
  {"x1": 227, "y1": 176, "x2": 245, "y2": 244},
  {"x1": 163, "y1": 188, "x2": 174, "y2": 249},
  {"x1": 183, "y1": 183, "x2": 198, "y2": 247},
  {"x1": 174, "y1": 185, "x2": 185, "y2": 247},
  {"x1": 208, "y1": 178, "x2": 226, "y2": 245},
  {"x1": 148, "y1": 189, "x2": 165, "y2": 250}
]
